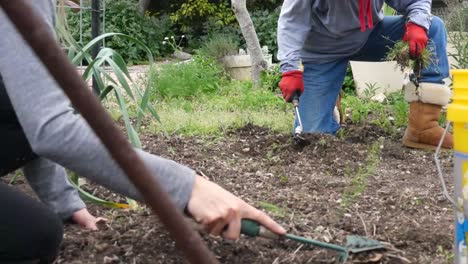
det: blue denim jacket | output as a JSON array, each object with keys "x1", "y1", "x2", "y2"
[{"x1": 277, "y1": 0, "x2": 432, "y2": 71}]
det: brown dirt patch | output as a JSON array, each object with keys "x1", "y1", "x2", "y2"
[{"x1": 4, "y1": 123, "x2": 455, "y2": 263}]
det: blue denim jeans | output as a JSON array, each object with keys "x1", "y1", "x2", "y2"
[{"x1": 296, "y1": 15, "x2": 449, "y2": 134}]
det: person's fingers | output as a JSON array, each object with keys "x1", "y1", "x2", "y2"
[
  {"x1": 208, "y1": 220, "x2": 228, "y2": 236},
  {"x1": 222, "y1": 216, "x2": 241, "y2": 240},
  {"x1": 93, "y1": 217, "x2": 108, "y2": 230},
  {"x1": 88, "y1": 223, "x2": 98, "y2": 231},
  {"x1": 81, "y1": 217, "x2": 108, "y2": 231},
  {"x1": 241, "y1": 204, "x2": 286, "y2": 235},
  {"x1": 96, "y1": 217, "x2": 108, "y2": 223},
  {"x1": 207, "y1": 209, "x2": 236, "y2": 237}
]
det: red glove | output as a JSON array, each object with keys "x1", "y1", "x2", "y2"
[
  {"x1": 403, "y1": 22, "x2": 428, "y2": 59},
  {"x1": 279, "y1": 70, "x2": 304, "y2": 102}
]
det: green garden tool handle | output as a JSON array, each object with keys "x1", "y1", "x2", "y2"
[
  {"x1": 241, "y1": 220, "x2": 346, "y2": 251},
  {"x1": 241, "y1": 219, "x2": 348, "y2": 263},
  {"x1": 240, "y1": 219, "x2": 280, "y2": 239}
]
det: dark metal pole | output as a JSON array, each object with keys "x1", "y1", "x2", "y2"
[
  {"x1": 0, "y1": 1, "x2": 218, "y2": 263},
  {"x1": 91, "y1": 0, "x2": 100, "y2": 95}
]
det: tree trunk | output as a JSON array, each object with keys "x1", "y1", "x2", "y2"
[{"x1": 231, "y1": 0, "x2": 266, "y2": 87}]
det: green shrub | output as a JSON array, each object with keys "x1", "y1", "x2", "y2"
[
  {"x1": 67, "y1": 0, "x2": 174, "y2": 64},
  {"x1": 209, "y1": 81, "x2": 286, "y2": 112},
  {"x1": 151, "y1": 55, "x2": 226, "y2": 99},
  {"x1": 342, "y1": 65, "x2": 356, "y2": 94},
  {"x1": 251, "y1": 7, "x2": 281, "y2": 59},
  {"x1": 261, "y1": 64, "x2": 281, "y2": 91},
  {"x1": 190, "y1": 7, "x2": 281, "y2": 58},
  {"x1": 197, "y1": 33, "x2": 239, "y2": 60},
  {"x1": 170, "y1": 0, "x2": 236, "y2": 35},
  {"x1": 247, "y1": 0, "x2": 282, "y2": 11},
  {"x1": 387, "y1": 92, "x2": 408, "y2": 127},
  {"x1": 188, "y1": 18, "x2": 242, "y2": 51},
  {"x1": 236, "y1": 84, "x2": 285, "y2": 111}
]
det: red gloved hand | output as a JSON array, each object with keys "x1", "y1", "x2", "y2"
[
  {"x1": 279, "y1": 70, "x2": 304, "y2": 102},
  {"x1": 403, "y1": 22, "x2": 428, "y2": 59}
]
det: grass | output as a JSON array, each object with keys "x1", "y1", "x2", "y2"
[
  {"x1": 104, "y1": 77, "x2": 412, "y2": 138},
  {"x1": 96, "y1": 43, "x2": 414, "y2": 138},
  {"x1": 385, "y1": 40, "x2": 432, "y2": 73},
  {"x1": 436, "y1": 245, "x2": 454, "y2": 263},
  {"x1": 341, "y1": 89, "x2": 409, "y2": 135},
  {"x1": 106, "y1": 78, "x2": 412, "y2": 137},
  {"x1": 146, "y1": 82, "x2": 292, "y2": 136},
  {"x1": 257, "y1": 201, "x2": 287, "y2": 218},
  {"x1": 341, "y1": 139, "x2": 383, "y2": 209}
]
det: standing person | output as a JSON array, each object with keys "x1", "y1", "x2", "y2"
[
  {"x1": 277, "y1": 0, "x2": 453, "y2": 149},
  {"x1": 0, "y1": 1, "x2": 286, "y2": 263}
]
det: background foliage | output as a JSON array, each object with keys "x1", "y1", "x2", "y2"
[
  {"x1": 67, "y1": 0, "x2": 175, "y2": 64},
  {"x1": 67, "y1": 0, "x2": 283, "y2": 62}
]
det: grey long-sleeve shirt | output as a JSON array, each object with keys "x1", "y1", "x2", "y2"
[
  {"x1": 1, "y1": 71, "x2": 86, "y2": 220},
  {"x1": 0, "y1": 1, "x2": 195, "y2": 210},
  {"x1": 277, "y1": 0, "x2": 432, "y2": 71},
  {"x1": 23, "y1": 158, "x2": 86, "y2": 220}
]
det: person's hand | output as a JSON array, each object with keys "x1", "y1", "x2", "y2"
[
  {"x1": 187, "y1": 176, "x2": 286, "y2": 240},
  {"x1": 70, "y1": 208, "x2": 106, "y2": 230},
  {"x1": 279, "y1": 70, "x2": 304, "y2": 102},
  {"x1": 403, "y1": 22, "x2": 428, "y2": 59}
]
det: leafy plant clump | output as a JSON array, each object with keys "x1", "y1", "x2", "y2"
[
  {"x1": 151, "y1": 55, "x2": 226, "y2": 99},
  {"x1": 251, "y1": 7, "x2": 281, "y2": 59},
  {"x1": 260, "y1": 64, "x2": 281, "y2": 91},
  {"x1": 197, "y1": 33, "x2": 239, "y2": 61},
  {"x1": 170, "y1": 0, "x2": 236, "y2": 33},
  {"x1": 66, "y1": 0, "x2": 175, "y2": 64},
  {"x1": 342, "y1": 65, "x2": 356, "y2": 94},
  {"x1": 57, "y1": 1, "x2": 158, "y2": 209},
  {"x1": 385, "y1": 40, "x2": 432, "y2": 71}
]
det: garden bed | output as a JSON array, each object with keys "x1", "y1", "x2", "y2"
[{"x1": 6, "y1": 123, "x2": 455, "y2": 263}]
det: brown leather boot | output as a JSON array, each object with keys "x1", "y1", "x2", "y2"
[
  {"x1": 333, "y1": 91, "x2": 343, "y2": 124},
  {"x1": 402, "y1": 101, "x2": 453, "y2": 150}
]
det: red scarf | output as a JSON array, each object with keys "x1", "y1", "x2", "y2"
[{"x1": 359, "y1": 0, "x2": 374, "y2": 32}]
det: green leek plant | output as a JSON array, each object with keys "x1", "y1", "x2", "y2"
[{"x1": 56, "y1": 1, "x2": 159, "y2": 209}]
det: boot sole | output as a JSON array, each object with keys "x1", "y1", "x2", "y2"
[{"x1": 402, "y1": 138, "x2": 451, "y2": 150}]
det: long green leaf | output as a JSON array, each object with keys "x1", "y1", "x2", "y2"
[
  {"x1": 99, "y1": 85, "x2": 115, "y2": 101},
  {"x1": 114, "y1": 88, "x2": 142, "y2": 148},
  {"x1": 98, "y1": 69, "x2": 156, "y2": 127},
  {"x1": 68, "y1": 173, "x2": 130, "y2": 209},
  {"x1": 72, "y1": 33, "x2": 155, "y2": 66},
  {"x1": 105, "y1": 58, "x2": 136, "y2": 100},
  {"x1": 102, "y1": 58, "x2": 159, "y2": 124},
  {"x1": 70, "y1": 33, "x2": 159, "y2": 126},
  {"x1": 137, "y1": 64, "x2": 159, "y2": 129},
  {"x1": 69, "y1": 179, "x2": 131, "y2": 209},
  {"x1": 82, "y1": 48, "x2": 116, "y2": 80}
]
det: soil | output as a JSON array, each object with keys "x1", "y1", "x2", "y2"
[{"x1": 4, "y1": 122, "x2": 455, "y2": 264}]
